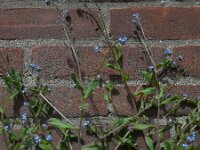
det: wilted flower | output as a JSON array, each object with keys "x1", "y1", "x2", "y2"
[
  {"x1": 177, "y1": 55, "x2": 184, "y2": 61},
  {"x1": 132, "y1": 13, "x2": 140, "y2": 24},
  {"x1": 147, "y1": 66, "x2": 154, "y2": 72}
]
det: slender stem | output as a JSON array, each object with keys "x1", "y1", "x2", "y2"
[
  {"x1": 39, "y1": 93, "x2": 74, "y2": 125},
  {"x1": 114, "y1": 130, "x2": 130, "y2": 150},
  {"x1": 78, "y1": 110, "x2": 84, "y2": 150}
]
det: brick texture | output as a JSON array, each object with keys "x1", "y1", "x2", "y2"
[
  {"x1": 110, "y1": 7, "x2": 200, "y2": 40},
  {"x1": 31, "y1": 45, "x2": 200, "y2": 80},
  {"x1": 0, "y1": 48, "x2": 24, "y2": 74},
  {"x1": 0, "y1": 8, "x2": 101, "y2": 40}
]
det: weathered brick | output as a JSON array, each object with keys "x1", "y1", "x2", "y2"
[
  {"x1": 110, "y1": 7, "x2": 200, "y2": 40},
  {"x1": 0, "y1": 48, "x2": 24, "y2": 74},
  {"x1": 0, "y1": 8, "x2": 101, "y2": 40}
]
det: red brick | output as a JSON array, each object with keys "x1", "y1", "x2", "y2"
[
  {"x1": 110, "y1": 7, "x2": 200, "y2": 40},
  {"x1": 0, "y1": 8, "x2": 101, "y2": 40},
  {"x1": 31, "y1": 46, "x2": 115, "y2": 80},
  {"x1": 46, "y1": 86, "x2": 108, "y2": 117},
  {"x1": 31, "y1": 45, "x2": 200, "y2": 80},
  {"x1": 0, "y1": 48, "x2": 24, "y2": 74}
]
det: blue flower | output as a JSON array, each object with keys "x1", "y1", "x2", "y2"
[
  {"x1": 23, "y1": 101, "x2": 30, "y2": 107},
  {"x1": 187, "y1": 132, "x2": 196, "y2": 143},
  {"x1": 34, "y1": 135, "x2": 41, "y2": 144},
  {"x1": 94, "y1": 45, "x2": 100, "y2": 53},
  {"x1": 182, "y1": 143, "x2": 188, "y2": 149},
  {"x1": 29, "y1": 64, "x2": 41, "y2": 70},
  {"x1": 83, "y1": 118, "x2": 91, "y2": 128},
  {"x1": 42, "y1": 124, "x2": 48, "y2": 130},
  {"x1": 196, "y1": 96, "x2": 200, "y2": 100},
  {"x1": 44, "y1": 0, "x2": 50, "y2": 5},
  {"x1": 183, "y1": 94, "x2": 188, "y2": 100},
  {"x1": 45, "y1": 134, "x2": 53, "y2": 141},
  {"x1": 20, "y1": 113, "x2": 28, "y2": 123},
  {"x1": 164, "y1": 49, "x2": 173, "y2": 55},
  {"x1": 4, "y1": 125, "x2": 11, "y2": 132},
  {"x1": 118, "y1": 36, "x2": 127, "y2": 45}
]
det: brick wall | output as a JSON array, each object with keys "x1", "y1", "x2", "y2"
[{"x1": 0, "y1": 0, "x2": 200, "y2": 148}]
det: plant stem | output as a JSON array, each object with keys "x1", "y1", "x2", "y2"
[{"x1": 39, "y1": 93, "x2": 74, "y2": 125}]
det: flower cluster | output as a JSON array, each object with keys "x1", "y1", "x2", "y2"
[
  {"x1": 83, "y1": 118, "x2": 91, "y2": 128},
  {"x1": 164, "y1": 49, "x2": 173, "y2": 56},
  {"x1": 29, "y1": 64, "x2": 41, "y2": 71}
]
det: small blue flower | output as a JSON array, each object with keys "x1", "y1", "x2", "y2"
[
  {"x1": 83, "y1": 118, "x2": 91, "y2": 128},
  {"x1": 94, "y1": 45, "x2": 100, "y2": 53},
  {"x1": 4, "y1": 125, "x2": 11, "y2": 131},
  {"x1": 29, "y1": 64, "x2": 41, "y2": 70},
  {"x1": 147, "y1": 66, "x2": 154, "y2": 72},
  {"x1": 23, "y1": 101, "x2": 30, "y2": 107},
  {"x1": 34, "y1": 135, "x2": 41, "y2": 144},
  {"x1": 118, "y1": 36, "x2": 127, "y2": 45},
  {"x1": 183, "y1": 94, "x2": 188, "y2": 100},
  {"x1": 164, "y1": 49, "x2": 173, "y2": 55},
  {"x1": 20, "y1": 113, "x2": 28, "y2": 123},
  {"x1": 44, "y1": 0, "x2": 50, "y2": 5},
  {"x1": 182, "y1": 143, "x2": 188, "y2": 149},
  {"x1": 187, "y1": 132, "x2": 196, "y2": 143},
  {"x1": 196, "y1": 96, "x2": 200, "y2": 100},
  {"x1": 42, "y1": 124, "x2": 48, "y2": 130},
  {"x1": 45, "y1": 134, "x2": 53, "y2": 141}
]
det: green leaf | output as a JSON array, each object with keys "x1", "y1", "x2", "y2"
[
  {"x1": 0, "y1": 106, "x2": 4, "y2": 114},
  {"x1": 161, "y1": 96, "x2": 179, "y2": 105},
  {"x1": 131, "y1": 123, "x2": 153, "y2": 130},
  {"x1": 106, "y1": 63, "x2": 120, "y2": 71},
  {"x1": 83, "y1": 142, "x2": 104, "y2": 150},
  {"x1": 83, "y1": 79, "x2": 98, "y2": 100},
  {"x1": 134, "y1": 87, "x2": 156, "y2": 96},
  {"x1": 104, "y1": 94, "x2": 111, "y2": 103},
  {"x1": 143, "y1": 71, "x2": 153, "y2": 83},
  {"x1": 39, "y1": 143, "x2": 53, "y2": 150},
  {"x1": 9, "y1": 91, "x2": 19, "y2": 100},
  {"x1": 114, "y1": 46, "x2": 122, "y2": 63},
  {"x1": 79, "y1": 102, "x2": 89, "y2": 110},
  {"x1": 48, "y1": 118, "x2": 77, "y2": 129},
  {"x1": 145, "y1": 136, "x2": 154, "y2": 150},
  {"x1": 122, "y1": 74, "x2": 129, "y2": 82},
  {"x1": 71, "y1": 73, "x2": 83, "y2": 91}
]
